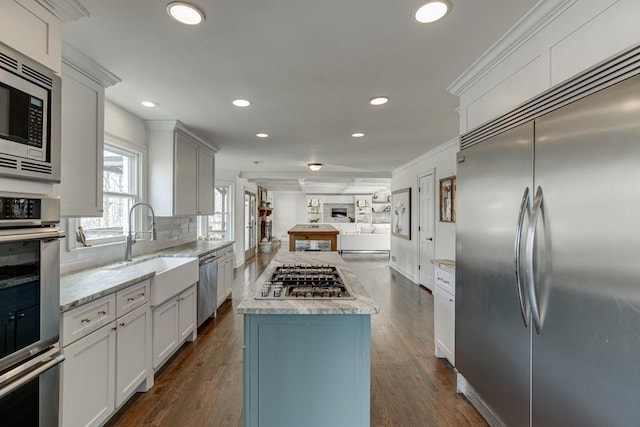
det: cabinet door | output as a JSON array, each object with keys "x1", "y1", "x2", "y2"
[
  {"x1": 60, "y1": 63, "x2": 104, "y2": 217},
  {"x1": 224, "y1": 256, "x2": 234, "y2": 299},
  {"x1": 434, "y1": 286, "x2": 455, "y2": 366},
  {"x1": 178, "y1": 286, "x2": 196, "y2": 342},
  {"x1": 116, "y1": 304, "x2": 151, "y2": 407},
  {"x1": 152, "y1": 298, "x2": 179, "y2": 369},
  {"x1": 197, "y1": 147, "x2": 215, "y2": 215},
  {"x1": 174, "y1": 132, "x2": 198, "y2": 215},
  {"x1": 62, "y1": 322, "x2": 116, "y2": 427},
  {"x1": 216, "y1": 259, "x2": 227, "y2": 307}
]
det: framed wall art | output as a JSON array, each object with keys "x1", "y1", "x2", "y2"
[
  {"x1": 391, "y1": 187, "x2": 411, "y2": 240},
  {"x1": 439, "y1": 176, "x2": 456, "y2": 222}
]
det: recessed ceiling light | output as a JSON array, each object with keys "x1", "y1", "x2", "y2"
[
  {"x1": 369, "y1": 96, "x2": 389, "y2": 106},
  {"x1": 308, "y1": 163, "x2": 322, "y2": 172},
  {"x1": 141, "y1": 101, "x2": 159, "y2": 108},
  {"x1": 232, "y1": 99, "x2": 251, "y2": 107},
  {"x1": 414, "y1": 1, "x2": 451, "y2": 24},
  {"x1": 166, "y1": 2, "x2": 205, "y2": 25},
  {"x1": 256, "y1": 133, "x2": 269, "y2": 138},
  {"x1": 352, "y1": 132, "x2": 365, "y2": 138}
]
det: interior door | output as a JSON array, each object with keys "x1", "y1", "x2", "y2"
[
  {"x1": 531, "y1": 74, "x2": 640, "y2": 427},
  {"x1": 244, "y1": 191, "x2": 257, "y2": 260},
  {"x1": 456, "y1": 123, "x2": 533, "y2": 427},
  {"x1": 418, "y1": 172, "x2": 435, "y2": 290}
]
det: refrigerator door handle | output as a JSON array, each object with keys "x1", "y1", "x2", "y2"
[
  {"x1": 514, "y1": 187, "x2": 530, "y2": 327},
  {"x1": 526, "y1": 186, "x2": 544, "y2": 333}
]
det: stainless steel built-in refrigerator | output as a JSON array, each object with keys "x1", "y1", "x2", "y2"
[{"x1": 456, "y1": 44, "x2": 640, "y2": 427}]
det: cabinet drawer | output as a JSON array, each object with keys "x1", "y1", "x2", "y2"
[
  {"x1": 435, "y1": 267, "x2": 455, "y2": 295},
  {"x1": 62, "y1": 294, "x2": 116, "y2": 346},
  {"x1": 116, "y1": 280, "x2": 150, "y2": 317}
]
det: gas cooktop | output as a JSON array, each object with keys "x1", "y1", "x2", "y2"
[{"x1": 255, "y1": 264, "x2": 354, "y2": 300}]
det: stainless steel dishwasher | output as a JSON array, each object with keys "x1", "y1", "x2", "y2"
[{"x1": 197, "y1": 252, "x2": 219, "y2": 327}]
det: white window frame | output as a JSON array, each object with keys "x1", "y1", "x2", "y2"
[
  {"x1": 67, "y1": 136, "x2": 145, "y2": 251},
  {"x1": 198, "y1": 181, "x2": 234, "y2": 241}
]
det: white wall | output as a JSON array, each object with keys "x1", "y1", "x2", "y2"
[
  {"x1": 449, "y1": 0, "x2": 640, "y2": 132},
  {"x1": 271, "y1": 191, "x2": 308, "y2": 246},
  {"x1": 216, "y1": 168, "x2": 246, "y2": 266},
  {"x1": 389, "y1": 139, "x2": 458, "y2": 284}
]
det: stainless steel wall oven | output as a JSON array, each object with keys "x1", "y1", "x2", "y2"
[{"x1": 0, "y1": 194, "x2": 64, "y2": 426}]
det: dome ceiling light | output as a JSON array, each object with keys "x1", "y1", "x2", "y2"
[
  {"x1": 141, "y1": 100, "x2": 159, "y2": 108},
  {"x1": 414, "y1": 1, "x2": 451, "y2": 24},
  {"x1": 352, "y1": 132, "x2": 365, "y2": 138},
  {"x1": 369, "y1": 96, "x2": 389, "y2": 106},
  {"x1": 308, "y1": 163, "x2": 322, "y2": 171},
  {"x1": 232, "y1": 99, "x2": 252, "y2": 107},
  {"x1": 256, "y1": 133, "x2": 269, "y2": 138},
  {"x1": 166, "y1": 2, "x2": 205, "y2": 25}
]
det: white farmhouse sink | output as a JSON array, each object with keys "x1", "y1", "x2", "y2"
[{"x1": 109, "y1": 257, "x2": 199, "y2": 306}]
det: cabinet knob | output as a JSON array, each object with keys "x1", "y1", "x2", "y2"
[{"x1": 120, "y1": 322, "x2": 125, "y2": 327}]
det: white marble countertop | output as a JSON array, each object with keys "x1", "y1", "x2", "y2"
[
  {"x1": 430, "y1": 258, "x2": 455, "y2": 274},
  {"x1": 237, "y1": 252, "x2": 379, "y2": 315},
  {"x1": 60, "y1": 240, "x2": 234, "y2": 312}
]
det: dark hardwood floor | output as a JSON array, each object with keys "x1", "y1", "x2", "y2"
[{"x1": 107, "y1": 250, "x2": 486, "y2": 426}]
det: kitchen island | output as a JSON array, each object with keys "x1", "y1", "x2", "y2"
[
  {"x1": 237, "y1": 252, "x2": 379, "y2": 427},
  {"x1": 287, "y1": 223, "x2": 339, "y2": 251}
]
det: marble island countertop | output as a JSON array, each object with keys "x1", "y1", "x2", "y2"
[
  {"x1": 237, "y1": 252, "x2": 379, "y2": 315},
  {"x1": 60, "y1": 240, "x2": 234, "y2": 312}
]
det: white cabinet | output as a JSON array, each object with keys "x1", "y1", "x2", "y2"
[
  {"x1": 116, "y1": 304, "x2": 152, "y2": 407},
  {"x1": 434, "y1": 266, "x2": 455, "y2": 366},
  {"x1": 147, "y1": 120, "x2": 217, "y2": 216},
  {"x1": 0, "y1": 0, "x2": 61, "y2": 72},
  {"x1": 216, "y1": 247, "x2": 234, "y2": 309},
  {"x1": 58, "y1": 47, "x2": 120, "y2": 217},
  {"x1": 62, "y1": 319, "x2": 116, "y2": 427},
  {"x1": 59, "y1": 62, "x2": 104, "y2": 217},
  {"x1": 152, "y1": 285, "x2": 197, "y2": 370},
  {"x1": 61, "y1": 280, "x2": 152, "y2": 427}
]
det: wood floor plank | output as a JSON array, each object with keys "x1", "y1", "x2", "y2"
[{"x1": 106, "y1": 250, "x2": 486, "y2": 427}]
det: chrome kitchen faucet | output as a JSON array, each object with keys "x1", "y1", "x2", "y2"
[{"x1": 125, "y1": 202, "x2": 157, "y2": 261}]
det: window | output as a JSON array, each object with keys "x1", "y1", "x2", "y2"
[
  {"x1": 200, "y1": 183, "x2": 233, "y2": 240},
  {"x1": 72, "y1": 144, "x2": 140, "y2": 248}
]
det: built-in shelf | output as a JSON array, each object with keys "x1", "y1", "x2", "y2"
[{"x1": 258, "y1": 207, "x2": 273, "y2": 216}]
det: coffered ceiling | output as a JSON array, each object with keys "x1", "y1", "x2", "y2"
[{"x1": 61, "y1": 0, "x2": 536, "y2": 193}]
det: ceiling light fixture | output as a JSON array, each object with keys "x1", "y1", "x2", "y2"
[
  {"x1": 352, "y1": 132, "x2": 365, "y2": 138},
  {"x1": 256, "y1": 133, "x2": 269, "y2": 138},
  {"x1": 308, "y1": 163, "x2": 322, "y2": 172},
  {"x1": 232, "y1": 99, "x2": 251, "y2": 107},
  {"x1": 141, "y1": 101, "x2": 159, "y2": 108},
  {"x1": 166, "y1": 2, "x2": 205, "y2": 25},
  {"x1": 369, "y1": 96, "x2": 389, "y2": 106},
  {"x1": 414, "y1": 1, "x2": 451, "y2": 24}
]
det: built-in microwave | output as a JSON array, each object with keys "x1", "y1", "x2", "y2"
[{"x1": 0, "y1": 42, "x2": 60, "y2": 182}]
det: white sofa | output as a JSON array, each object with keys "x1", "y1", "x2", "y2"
[{"x1": 338, "y1": 225, "x2": 390, "y2": 253}]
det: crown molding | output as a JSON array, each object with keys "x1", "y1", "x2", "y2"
[
  {"x1": 36, "y1": 0, "x2": 89, "y2": 22},
  {"x1": 62, "y1": 43, "x2": 121, "y2": 87},
  {"x1": 393, "y1": 137, "x2": 459, "y2": 173},
  {"x1": 447, "y1": 0, "x2": 575, "y2": 96},
  {"x1": 145, "y1": 120, "x2": 219, "y2": 152}
]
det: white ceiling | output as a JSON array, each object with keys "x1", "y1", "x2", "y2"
[{"x1": 62, "y1": 0, "x2": 536, "y2": 193}]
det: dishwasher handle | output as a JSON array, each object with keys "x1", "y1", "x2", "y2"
[{"x1": 200, "y1": 255, "x2": 221, "y2": 266}]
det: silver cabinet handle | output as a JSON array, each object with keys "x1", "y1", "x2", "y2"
[
  {"x1": 81, "y1": 310, "x2": 107, "y2": 323},
  {"x1": 514, "y1": 187, "x2": 531, "y2": 327},
  {"x1": 526, "y1": 186, "x2": 544, "y2": 334},
  {"x1": 0, "y1": 354, "x2": 65, "y2": 400}
]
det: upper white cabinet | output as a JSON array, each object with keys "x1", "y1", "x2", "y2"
[
  {"x1": 0, "y1": 0, "x2": 61, "y2": 73},
  {"x1": 58, "y1": 45, "x2": 120, "y2": 217},
  {"x1": 147, "y1": 120, "x2": 217, "y2": 216}
]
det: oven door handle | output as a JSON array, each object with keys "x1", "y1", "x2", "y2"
[
  {"x1": 0, "y1": 354, "x2": 65, "y2": 400},
  {"x1": 0, "y1": 229, "x2": 65, "y2": 243}
]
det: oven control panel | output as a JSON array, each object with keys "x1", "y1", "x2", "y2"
[{"x1": 0, "y1": 197, "x2": 41, "y2": 220}]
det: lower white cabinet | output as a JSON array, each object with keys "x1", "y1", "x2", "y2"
[
  {"x1": 216, "y1": 250, "x2": 234, "y2": 308},
  {"x1": 62, "y1": 319, "x2": 116, "y2": 427},
  {"x1": 61, "y1": 281, "x2": 152, "y2": 427},
  {"x1": 152, "y1": 284, "x2": 197, "y2": 370},
  {"x1": 116, "y1": 304, "x2": 153, "y2": 407},
  {"x1": 434, "y1": 266, "x2": 455, "y2": 366}
]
